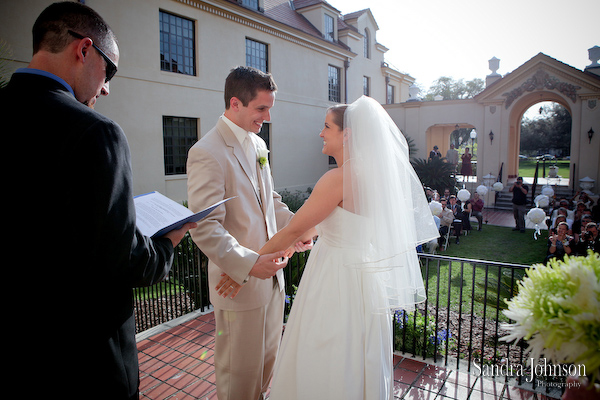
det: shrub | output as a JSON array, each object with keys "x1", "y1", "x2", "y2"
[
  {"x1": 280, "y1": 188, "x2": 312, "y2": 213},
  {"x1": 394, "y1": 309, "x2": 453, "y2": 358},
  {"x1": 411, "y1": 157, "x2": 457, "y2": 195}
]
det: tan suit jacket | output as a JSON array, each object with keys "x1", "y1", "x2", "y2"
[{"x1": 187, "y1": 117, "x2": 293, "y2": 311}]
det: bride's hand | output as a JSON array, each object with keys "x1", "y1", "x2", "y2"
[
  {"x1": 283, "y1": 246, "x2": 296, "y2": 258},
  {"x1": 216, "y1": 273, "x2": 242, "y2": 299},
  {"x1": 294, "y1": 238, "x2": 314, "y2": 253}
]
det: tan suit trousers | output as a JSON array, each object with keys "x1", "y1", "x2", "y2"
[{"x1": 214, "y1": 281, "x2": 285, "y2": 400}]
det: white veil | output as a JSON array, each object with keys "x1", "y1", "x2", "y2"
[{"x1": 341, "y1": 96, "x2": 439, "y2": 312}]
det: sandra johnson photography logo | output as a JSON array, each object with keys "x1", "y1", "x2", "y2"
[{"x1": 473, "y1": 357, "x2": 586, "y2": 385}]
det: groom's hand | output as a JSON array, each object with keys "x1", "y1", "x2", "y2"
[
  {"x1": 217, "y1": 273, "x2": 242, "y2": 298},
  {"x1": 248, "y1": 251, "x2": 288, "y2": 280}
]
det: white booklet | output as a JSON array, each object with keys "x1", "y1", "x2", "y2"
[{"x1": 134, "y1": 191, "x2": 234, "y2": 237}]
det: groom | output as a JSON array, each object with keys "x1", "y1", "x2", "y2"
[{"x1": 187, "y1": 66, "x2": 307, "y2": 400}]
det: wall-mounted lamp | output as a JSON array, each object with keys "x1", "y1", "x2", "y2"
[
  {"x1": 489, "y1": 130, "x2": 494, "y2": 144},
  {"x1": 589, "y1": 127, "x2": 595, "y2": 144}
]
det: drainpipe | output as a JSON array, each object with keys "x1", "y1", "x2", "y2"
[{"x1": 344, "y1": 60, "x2": 349, "y2": 104}]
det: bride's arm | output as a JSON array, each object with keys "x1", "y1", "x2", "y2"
[
  {"x1": 217, "y1": 168, "x2": 342, "y2": 299},
  {"x1": 259, "y1": 168, "x2": 343, "y2": 256}
]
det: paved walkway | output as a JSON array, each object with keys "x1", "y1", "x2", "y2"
[
  {"x1": 471, "y1": 208, "x2": 547, "y2": 231},
  {"x1": 136, "y1": 299, "x2": 561, "y2": 399}
]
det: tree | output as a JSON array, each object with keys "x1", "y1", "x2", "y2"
[
  {"x1": 520, "y1": 103, "x2": 571, "y2": 157},
  {"x1": 422, "y1": 76, "x2": 485, "y2": 101}
]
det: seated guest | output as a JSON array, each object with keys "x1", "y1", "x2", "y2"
[
  {"x1": 573, "y1": 214, "x2": 594, "y2": 242},
  {"x1": 592, "y1": 203, "x2": 600, "y2": 223},
  {"x1": 437, "y1": 198, "x2": 454, "y2": 247},
  {"x1": 571, "y1": 203, "x2": 591, "y2": 236},
  {"x1": 574, "y1": 222, "x2": 600, "y2": 255},
  {"x1": 424, "y1": 187, "x2": 434, "y2": 202},
  {"x1": 471, "y1": 192, "x2": 484, "y2": 230},
  {"x1": 426, "y1": 215, "x2": 441, "y2": 253},
  {"x1": 461, "y1": 198, "x2": 473, "y2": 233},
  {"x1": 550, "y1": 215, "x2": 569, "y2": 235},
  {"x1": 448, "y1": 195, "x2": 463, "y2": 244},
  {"x1": 546, "y1": 222, "x2": 575, "y2": 262},
  {"x1": 572, "y1": 190, "x2": 595, "y2": 209},
  {"x1": 551, "y1": 199, "x2": 575, "y2": 221},
  {"x1": 551, "y1": 207, "x2": 573, "y2": 230},
  {"x1": 442, "y1": 188, "x2": 451, "y2": 202}
]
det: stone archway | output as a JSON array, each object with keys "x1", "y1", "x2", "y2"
[
  {"x1": 426, "y1": 123, "x2": 476, "y2": 161},
  {"x1": 507, "y1": 91, "x2": 572, "y2": 180}
]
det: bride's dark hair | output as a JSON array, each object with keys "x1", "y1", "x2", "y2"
[{"x1": 327, "y1": 104, "x2": 348, "y2": 129}]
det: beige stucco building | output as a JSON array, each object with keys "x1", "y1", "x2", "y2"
[
  {"x1": 1, "y1": 0, "x2": 413, "y2": 203},
  {"x1": 2, "y1": 0, "x2": 599, "y2": 205}
]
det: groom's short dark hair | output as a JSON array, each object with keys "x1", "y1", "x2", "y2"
[{"x1": 224, "y1": 66, "x2": 277, "y2": 109}]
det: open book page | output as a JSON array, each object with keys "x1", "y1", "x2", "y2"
[{"x1": 134, "y1": 191, "x2": 233, "y2": 237}]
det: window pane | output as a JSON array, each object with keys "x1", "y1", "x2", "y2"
[
  {"x1": 163, "y1": 116, "x2": 198, "y2": 175},
  {"x1": 387, "y1": 84, "x2": 395, "y2": 104},
  {"x1": 159, "y1": 11, "x2": 196, "y2": 76},
  {"x1": 328, "y1": 65, "x2": 340, "y2": 103},
  {"x1": 324, "y1": 14, "x2": 334, "y2": 41},
  {"x1": 246, "y1": 38, "x2": 268, "y2": 72},
  {"x1": 241, "y1": 0, "x2": 259, "y2": 10}
]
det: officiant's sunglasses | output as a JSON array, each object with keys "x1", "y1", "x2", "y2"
[{"x1": 68, "y1": 30, "x2": 117, "y2": 82}]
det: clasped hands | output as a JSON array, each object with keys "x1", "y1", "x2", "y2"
[{"x1": 216, "y1": 239, "x2": 313, "y2": 299}]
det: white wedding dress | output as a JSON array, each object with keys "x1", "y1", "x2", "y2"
[{"x1": 269, "y1": 206, "x2": 393, "y2": 400}]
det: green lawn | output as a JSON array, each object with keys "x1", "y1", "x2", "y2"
[
  {"x1": 442, "y1": 225, "x2": 548, "y2": 265},
  {"x1": 518, "y1": 158, "x2": 570, "y2": 179},
  {"x1": 421, "y1": 225, "x2": 549, "y2": 320}
]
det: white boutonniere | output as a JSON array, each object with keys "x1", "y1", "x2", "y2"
[{"x1": 257, "y1": 148, "x2": 269, "y2": 169}]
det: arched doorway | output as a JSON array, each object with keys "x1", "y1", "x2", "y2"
[
  {"x1": 519, "y1": 101, "x2": 572, "y2": 184},
  {"x1": 507, "y1": 91, "x2": 573, "y2": 184},
  {"x1": 426, "y1": 123, "x2": 478, "y2": 187}
]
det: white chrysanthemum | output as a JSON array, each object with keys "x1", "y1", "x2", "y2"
[{"x1": 501, "y1": 253, "x2": 600, "y2": 383}]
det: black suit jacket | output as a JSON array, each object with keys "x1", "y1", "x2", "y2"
[{"x1": 0, "y1": 72, "x2": 174, "y2": 399}]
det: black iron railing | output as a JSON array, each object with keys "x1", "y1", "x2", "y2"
[
  {"x1": 396, "y1": 254, "x2": 564, "y2": 394},
  {"x1": 133, "y1": 241, "x2": 563, "y2": 393},
  {"x1": 133, "y1": 234, "x2": 307, "y2": 332}
]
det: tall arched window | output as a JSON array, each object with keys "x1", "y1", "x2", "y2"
[{"x1": 363, "y1": 29, "x2": 370, "y2": 59}]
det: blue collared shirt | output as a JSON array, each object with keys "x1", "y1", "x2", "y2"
[{"x1": 14, "y1": 68, "x2": 75, "y2": 97}]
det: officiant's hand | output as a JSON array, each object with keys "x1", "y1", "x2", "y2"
[
  {"x1": 217, "y1": 273, "x2": 242, "y2": 299},
  {"x1": 248, "y1": 251, "x2": 288, "y2": 280},
  {"x1": 163, "y1": 222, "x2": 198, "y2": 247}
]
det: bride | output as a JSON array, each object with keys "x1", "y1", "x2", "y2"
[{"x1": 220, "y1": 96, "x2": 438, "y2": 399}]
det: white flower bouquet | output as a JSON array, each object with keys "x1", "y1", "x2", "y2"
[{"x1": 501, "y1": 251, "x2": 600, "y2": 384}]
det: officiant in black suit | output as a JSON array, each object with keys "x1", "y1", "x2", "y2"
[{"x1": 0, "y1": 2, "x2": 195, "y2": 399}]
